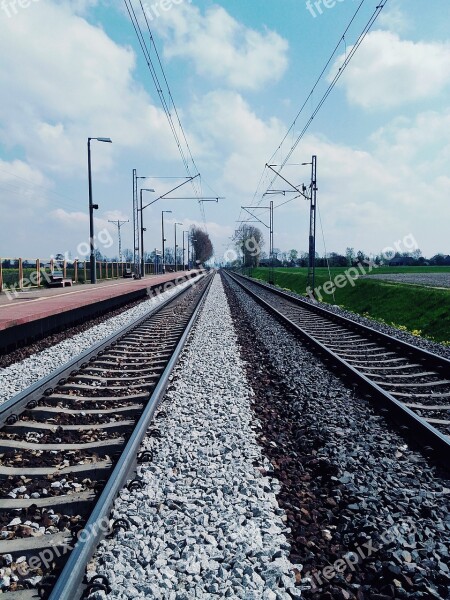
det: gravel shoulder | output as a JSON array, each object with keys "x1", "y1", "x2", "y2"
[{"x1": 90, "y1": 274, "x2": 302, "y2": 600}]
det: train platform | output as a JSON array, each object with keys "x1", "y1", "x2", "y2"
[{"x1": 0, "y1": 270, "x2": 201, "y2": 352}]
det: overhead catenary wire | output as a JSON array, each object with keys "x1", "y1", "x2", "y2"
[
  {"x1": 245, "y1": 0, "x2": 389, "y2": 216},
  {"x1": 123, "y1": 0, "x2": 208, "y2": 230},
  {"x1": 276, "y1": 0, "x2": 389, "y2": 176},
  {"x1": 317, "y1": 202, "x2": 335, "y2": 303}
]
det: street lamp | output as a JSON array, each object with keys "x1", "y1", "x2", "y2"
[
  {"x1": 174, "y1": 222, "x2": 182, "y2": 272},
  {"x1": 139, "y1": 188, "x2": 155, "y2": 277},
  {"x1": 162, "y1": 210, "x2": 172, "y2": 273},
  {"x1": 191, "y1": 238, "x2": 198, "y2": 268},
  {"x1": 87, "y1": 137, "x2": 112, "y2": 284},
  {"x1": 183, "y1": 231, "x2": 189, "y2": 270}
]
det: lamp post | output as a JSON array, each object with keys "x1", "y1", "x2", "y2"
[
  {"x1": 174, "y1": 222, "x2": 182, "y2": 272},
  {"x1": 191, "y1": 238, "x2": 197, "y2": 268},
  {"x1": 183, "y1": 231, "x2": 189, "y2": 270},
  {"x1": 134, "y1": 175, "x2": 152, "y2": 276},
  {"x1": 185, "y1": 231, "x2": 190, "y2": 270},
  {"x1": 88, "y1": 137, "x2": 112, "y2": 284},
  {"x1": 139, "y1": 188, "x2": 155, "y2": 277},
  {"x1": 161, "y1": 210, "x2": 172, "y2": 273}
]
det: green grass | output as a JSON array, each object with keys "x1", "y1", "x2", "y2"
[
  {"x1": 0, "y1": 268, "x2": 45, "y2": 288},
  {"x1": 249, "y1": 267, "x2": 450, "y2": 344}
]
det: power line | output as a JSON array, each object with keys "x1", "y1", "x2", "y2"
[
  {"x1": 275, "y1": 1, "x2": 389, "y2": 176},
  {"x1": 123, "y1": 0, "x2": 209, "y2": 230},
  {"x1": 247, "y1": 0, "x2": 389, "y2": 213}
]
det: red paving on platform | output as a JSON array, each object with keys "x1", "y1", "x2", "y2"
[{"x1": 0, "y1": 271, "x2": 197, "y2": 332}]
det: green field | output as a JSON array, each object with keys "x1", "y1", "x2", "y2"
[{"x1": 249, "y1": 267, "x2": 450, "y2": 344}]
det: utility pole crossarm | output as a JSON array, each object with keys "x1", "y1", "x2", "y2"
[
  {"x1": 151, "y1": 174, "x2": 200, "y2": 204},
  {"x1": 241, "y1": 207, "x2": 270, "y2": 229},
  {"x1": 266, "y1": 164, "x2": 309, "y2": 201},
  {"x1": 163, "y1": 197, "x2": 224, "y2": 201}
]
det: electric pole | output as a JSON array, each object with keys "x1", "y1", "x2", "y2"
[
  {"x1": 306, "y1": 155, "x2": 317, "y2": 294},
  {"x1": 108, "y1": 219, "x2": 129, "y2": 263}
]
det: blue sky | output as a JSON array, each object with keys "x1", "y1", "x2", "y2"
[{"x1": 1, "y1": 0, "x2": 449, "y2": 262}]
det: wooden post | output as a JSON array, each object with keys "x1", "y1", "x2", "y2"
[
  {"x1": 19, "y1": 258, "x2": 23, "y2": 290},
  {"x1": 0, "y1": 258, "x2": 3, "y2": 293},
  {"x1": 84, "y1": 260, "x2": 87, "y2": 282},
  {"x1": 36, "y1": 259, "x2": 41, "y2": 287},
  {"x1": 74, "y1": 260, "x2": 78, "y2": 283}
]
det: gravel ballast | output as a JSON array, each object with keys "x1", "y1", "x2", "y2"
[
  {"x1": 223, "y1": 272, "x2": 450, "y2": 600},
  {"x1": 89, "y1": 274, "x2": 302, "y2": 600},
  {"x1": 0, "y1": 275, "x2": 202, "y2": 405},
  {"x1": 252, "y1": 278, "x2": 450, "y2": 359}
]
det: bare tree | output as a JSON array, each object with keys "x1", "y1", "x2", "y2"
[
  {"x1": 233, "y1": 225, "x2": 264, "y2": 267},
  {"x1": 122, "y1": 249, "x2": 133, "y2": 262}
]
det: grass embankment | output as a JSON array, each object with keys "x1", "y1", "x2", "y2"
[{"x1": 250, "y1": 267, "x2": 450, "y2": 344}]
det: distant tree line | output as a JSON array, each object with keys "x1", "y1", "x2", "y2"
[
  {"x1": 265, "y1": 248, "x2": 450, "y2": 268},
  {"x1": 228, "y1": 228, "x2": 449, "y2": 268}
]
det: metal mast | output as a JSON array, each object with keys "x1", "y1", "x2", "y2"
[
  {"x1": 132, "y1": 169, "x2": 140, "y2": 275},
  {"x1": 307, "y1": 155, "x2": 317, "y2": 294},
  {"x1": 108, "y1": 220, "x2": 129, "y2": 263}
]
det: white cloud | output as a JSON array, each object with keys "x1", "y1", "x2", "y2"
[
  {"x1": 0, "y1": 160, "x2": 51, "y2": 215},
  {"x1": 279, "y1": 117, "x2": 450, "y2": 256},
  {"x1": 0, "y1": 1, "x2": 178, "y2": 175},
  {"x1": 331, "y1": 31, "x2": 450, "y2": 109},
  {"x1": 370, "y1": 109, "x2": 450, "y2": 171},
  {"x1": 378, "y1": 4, "x2": 410, "y2": 34},
  {"x1": 0, "y1": 160, "x2": 54, "y2": 254},
  {"x1": 153, "y1": 3, "x2": 289, "y2": 91},
  {"x1": 189, "y1": 90, "x2": 285, "y2": 195}
]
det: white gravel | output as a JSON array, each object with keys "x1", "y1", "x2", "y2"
[
  {"x1": 90, "y1": 274, "x2": 302, "y2": 600},
  {"x1": 0, "y1": 275, "x2": 203, "y2": 405}
]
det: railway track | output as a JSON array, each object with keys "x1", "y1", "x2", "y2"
[
  {"x1": 224, "y1": 271, "x2": 450, "y2": 462},
  {"x1": 0, "y1": 272, "x2": 212, "y2": 599}
]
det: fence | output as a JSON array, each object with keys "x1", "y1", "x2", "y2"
[
  {"x1": 0, "y1": 257, "x2": 193, "y2": 293},
  {"x1": 0, "y1": 258, "x2": 135, "y2": 292}
]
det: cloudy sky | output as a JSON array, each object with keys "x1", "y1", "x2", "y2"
[{"x1": 1, "y1": 0, "x2": 449, "y2": 262}]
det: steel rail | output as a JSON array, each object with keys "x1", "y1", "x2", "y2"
[
  {"x1": 224, "y1": 271, "x2": 450, "y2": 463},
  {"x1": 230, "y1": 271, "x2": 450, "y2": 375},
  {"x1": 48, "y1": 273, "x2": 214, "y2": 600},
  {"x1": 0, "y1": 274, "x2": 206, "y2": 428}
]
